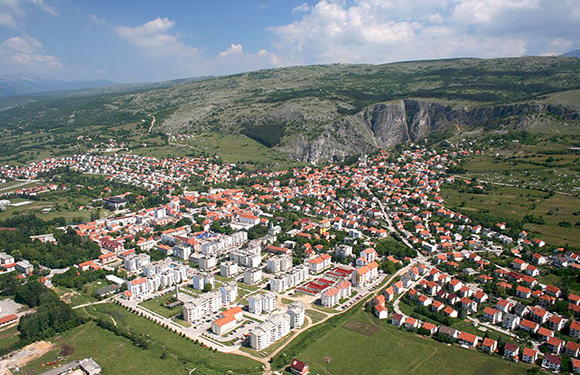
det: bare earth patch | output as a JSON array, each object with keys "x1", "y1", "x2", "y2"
[
  {"x1": 343, "y1": 321, "x2": 379, "y2": 336},
  {"x1": 0, "y1": 341, "x2": 55, "y2": 375}
]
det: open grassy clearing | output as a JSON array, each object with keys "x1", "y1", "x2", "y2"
[
  {"x1": 273, "y1": 308, "x2": 531, "y2": 375},
  {"x1": 305, "y1": 309, "x2": 327, "y2": 324},
  {"x1": 441, "y1": 184, "x2": 580, "y2": 247},
  {"x1": 0, "y1": 326, "x2": 20, "y2": 352},
  {"x1": 139, "y1": 292, "x2": 182, "y2": 319},
  {"x1": 72, "y1": 303, "x2": 262, "y2": 374}
]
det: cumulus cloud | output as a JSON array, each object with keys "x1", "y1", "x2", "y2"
[
  {"x1": 116, "y1": 17, "x2": 201, "y2": 60},
  {"x1": 0, "y1": 33, "x2": 62, "y2": 73},
  {"x1": 115, "y1": 18, "x2": 283, "y2": 77},
  {"x1": 269, "y1": 0, "x2": 580, "y2": 65}
]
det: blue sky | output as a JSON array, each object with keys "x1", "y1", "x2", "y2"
[{"x1": 0, "y1": 0, "x2": 579, "y2": 83}]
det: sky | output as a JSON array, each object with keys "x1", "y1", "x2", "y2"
[{"x1": 0, "y1": 0, "x2": 578, "y2": 83}]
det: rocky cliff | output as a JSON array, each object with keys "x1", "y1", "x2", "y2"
[{"x1": 278, "y1": 99, "x2": 577, "y2": 162}]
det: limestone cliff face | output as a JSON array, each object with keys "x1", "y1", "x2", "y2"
[{"x1": 278, "y1": 99, "x2": 575, "y2": 162}]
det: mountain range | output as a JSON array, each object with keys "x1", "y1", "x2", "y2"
[
  {"x1": 0, "y1": 56, "x2": 579, "y2": 162},
  {"x1": 0, "y1": 74, "x2": 119, "y2": 97}
]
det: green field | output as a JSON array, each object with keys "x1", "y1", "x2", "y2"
[
  {"x1": 0, "y1": 326, "x2": 20, "y2": 352},
  {"x1": 273, "y1": 308, "x2": 531, "y2": 375},
  {"x1": 23, "y1": 302, "x2": 264, "y2": 375},
  {"x1": 441, "y1": 184, "x2": 580, "y2": 247},
  {"x1": 139, "y1": 293, "x2": 182, "y2": 319}
]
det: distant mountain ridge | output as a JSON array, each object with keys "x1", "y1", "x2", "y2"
[
  {"x1": 0, "y1": 57, "x2": 579, "y2": 162},
  {"x1": 561, "y1": 49, "x2": 580, "y2": 58},
  {"x1": 0, "y1": 74, "x2": 118, "y2": 96}
]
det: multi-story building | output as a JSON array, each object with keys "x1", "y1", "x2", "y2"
[
  {"x1": 220, "y1": 261, "x2": 239, "y2": 277},
  {"x1": 220, "y1": 281, "x2": 238, "y2": 305},
  {"x1": 248, "y1": 292, "x2": 276, "y2": 314},
  {"x1": 192, "y1": 273, "x2": 215, "y2": 291},
  {"x1": 211, "y1": 306, "x2": 243, "y2": 335},
  {"x1": 199, "y1": 255, "x2": 218, "y2": 271},
  {"x1": 250, "y1": 311, "x2": 292, "y2": 350},
  {"x1": 335, "y1": 245, "x2": 353, "y2": 259},
  {"x1": 230, "y1": 250, "x2": 262, "y2": 268},
  {"x1": 244, "y1": 267, "x2": 263, "y2": 285},
  {"x1": 321, "y1": 280, "x2": 352, "y2": 307},
  {"x1": 287, "y1": 301, "x2": 306, "y2": 329},
  {"x1": 351, "y1": 261, "x2": 379, "y2": 286},
  {"x1": 173, "y1": 246, "x2": 192, "y2": 261},
  {"x1": 183, "y1": 291, "x2": 223, "y2": 322},
  {"x1": 127, "y1": 277, "x2": 149, "y2": 298},
  {"x1": 124, "y1": 253, "x2": 150, "y2": 273},
  {"x1": 308, "y1": 254, "x2": 332, "y2": 274},
  {"x1": 269, "y1": 265, "x2": 309, "y2": 293},
  {"x1": 267, "y1": 254, "x2": 293, "y2": 274}
]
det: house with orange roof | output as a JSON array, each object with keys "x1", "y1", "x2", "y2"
[
  {"x1": 308, "y1": 253, "x2": 332, "y2": 274},
  {"x1": 351, "y1": 261, "x2": 379, "y2": 287},
  {"x1": 481, "y1": 338, "x2": 497, "y2": 354}
]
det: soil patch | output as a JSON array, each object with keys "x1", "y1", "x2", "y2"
[{"x1": 343, "y1": 321, "x2": 379, "y2": 336}]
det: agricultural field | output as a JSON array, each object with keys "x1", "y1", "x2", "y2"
[
  {"x1": 453, "y1": 133, "x2": 580, "y2": 193},
  {"x1": 273, "y1": 308, "x2": 531, "y2": 375},
  {"x1": 441, "y1": 184, "x2": 580, "y2": 247}
]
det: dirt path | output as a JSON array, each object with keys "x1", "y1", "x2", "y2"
[{"x1": 0, "y1": 341, "x2": 55, "y2": 375}]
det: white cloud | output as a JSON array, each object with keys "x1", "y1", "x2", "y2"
[
  {"x1": 268, "y1": 0, "x2": 580, "y2": 65},
  {"x1": 0, "y1": 34, "x2": 62, "y2": 72},
  {"x1": 219, "y1": 43, "x2": 244, "y2": 57},
  {"x1": 115, "y1": 18, "x2": 283, "y2": 78},
  {"x1": 0, "y1": 0, "x2": 57, "y2": 30},
  {"x1": 292, "y1": 3, "x2": 311, "y2": 14},
  {"x1": 88, "y1": 13, "x2": 107, "y2": 27},
  {"x1": 116, "y1": 17, "x2": 201, "y2": 59},
  {"x1": 0, "y1": 12, "x2": 16, "y2": 27}
]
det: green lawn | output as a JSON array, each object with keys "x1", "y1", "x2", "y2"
[
  {"x1": 305, "y1": 309, "x2": 328, "y2": 324},
  {"x1": 76, "y1": 303, "x2": 262, "y2": 374},
  {"x1": 139, "y1": 293, "x2": 182, "y2": 319},
  {"x1": 0, "y1": 326, "x2": 20, "y2": 352},
  {"x1": 272, "y1": 308, "x2": 532, "y2": 375}
]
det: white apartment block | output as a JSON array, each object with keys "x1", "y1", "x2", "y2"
[
  {"x1": 321, "y1": 280, "x2": 352, "y2": 307},
  {"x1": 243, "y1": 267, "x2": 263, "y2": 285},
  {"x1": 308, "y1": 254, "x2": 332, "y2": 274},
  {"x1": 199, "y1": 255, "x2": 218, "y2": 271},
  {"x1": 173, "y1": 246, "x2": 192, "y2": 261},
  {"x1": 269, "y1": 265, "x2": 309, "y2": 293},
  {"x1": 220, "y1": 261, "x2": 239, "y2": 277},
  {"x1": 127, "y1": 264, "x2": 187, "y2": 299},
  {"x1": 124, "y1": 253, "x2": 150, "y2": 273},
  {"x1": 230, "y1": 250, "x2": 262, "y2": 268},
  {"x1": 0, "y1": 252, "x2": 15, "y2": 265},
  {"x1": 220, "y1": 281, "x2": 238, "y2": 305},
  {"x1": 192, "y1": 273, "x2": 215, "y2": 291},
  {"x1": 287, "y1": 301, "x2": 306, "y2": 329},
  {"x1": 200, "y1": 231, "x2": 248, "y2": 255},
  {"x1": 335, "y1": 245, "x2": 353, "y2": 259},
  {"x1": 250, "y1": 311, "x2": 292, "y2": 351},
  {"x1": 183, "y1": 291, "x2": 223, "y2": 322},
  {"x1": 248, "y1": 292, "x2": 276, "y2": 314},
  {"x1": 267, "y1": 254, "x2": 293, "y2": 274}
]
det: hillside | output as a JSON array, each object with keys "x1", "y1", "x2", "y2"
[
  {"x1": 1, "y1": 56, "x2": 580, "y2": 162},
  {"x1": 561, "y1": 49, "x2": 580, "y2": 58}
]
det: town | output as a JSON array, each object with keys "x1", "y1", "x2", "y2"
[{"x1": 0, "y1": 139, "x2": 579, "y2": 374}]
